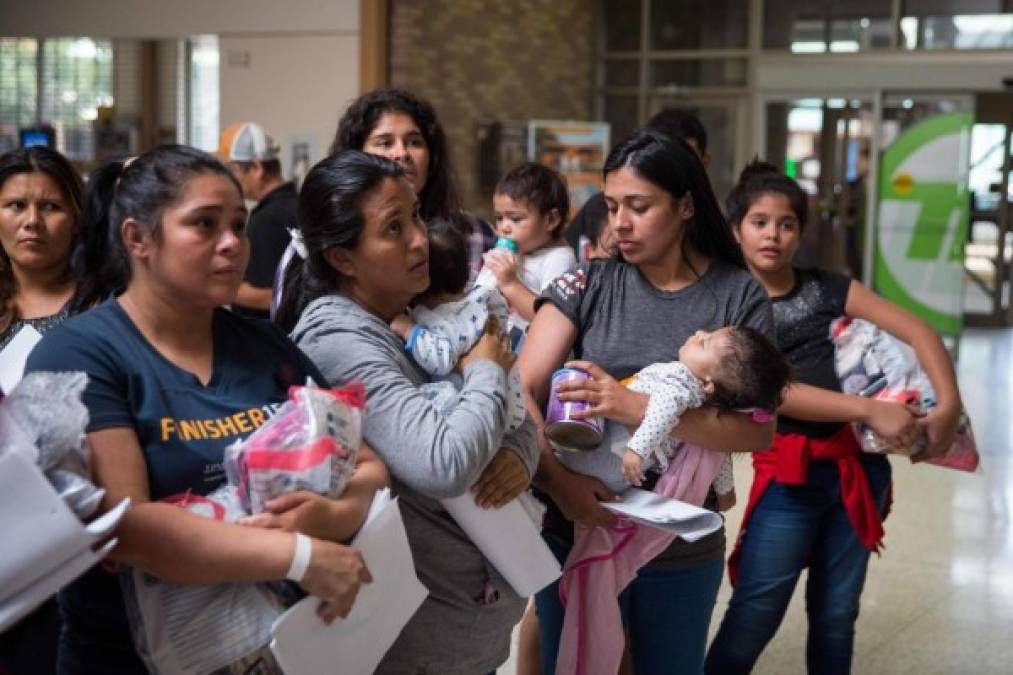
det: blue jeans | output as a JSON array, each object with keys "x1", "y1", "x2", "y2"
[
  {"x1": 536, "y1": 532, "x2": 724, "y2": 675},
  {"x1": 705, "y1": 457, "x2": 891, "y2": 675}
]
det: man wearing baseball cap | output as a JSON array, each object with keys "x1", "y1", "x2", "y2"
[{"x1": 218, "y1": 122, "x2": 297, "y2": 319}]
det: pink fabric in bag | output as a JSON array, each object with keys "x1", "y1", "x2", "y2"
[{"x1": 555, "y1": 443, "x2": 724, "y2": 675}]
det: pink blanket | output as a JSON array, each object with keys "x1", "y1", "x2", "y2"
[{"x1": 556, "y1": 443, "x2": 724, "y2": 675}]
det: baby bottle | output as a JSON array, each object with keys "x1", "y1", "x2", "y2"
[{"x1": 475, "y1": 237, "x2": 518, "y2": 289}]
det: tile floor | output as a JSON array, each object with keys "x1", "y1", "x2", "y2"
[{"x1": 501, "y1": 327, "x2": 1011, "y2": 674}]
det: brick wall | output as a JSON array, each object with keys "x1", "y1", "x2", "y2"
[{"x1": 389, "y1": 0, "x2": 596, "y2": 217}]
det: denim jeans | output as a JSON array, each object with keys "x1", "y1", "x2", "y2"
[
  {"x1": 535, "y1": 532, "x2": 724, "y2": 675},
  {"x1": 705, "y1": 456, "x2": 891, "y2": 675}
]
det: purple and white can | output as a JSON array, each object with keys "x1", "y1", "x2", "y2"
[{"x1": 545, "y1": 368, "x2": 604, "y2": 451}]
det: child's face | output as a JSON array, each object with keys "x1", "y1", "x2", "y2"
[
  {"x1": 733, "y1": 193, "x2": 801, "y2": 275},
  {"x1": 493, "y1": 193, "x2": 561, "y2": 255},
  {"x1": 679, "y1": 328, "x2": 733, "y2": 384}
]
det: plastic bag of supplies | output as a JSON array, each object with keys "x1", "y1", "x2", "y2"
[
  {"x1": 225, "y1": 383, "x2": 365, "y2": 513},
  {"x1": 831, "y1": 316, "x2": 979, "y2": 472}
]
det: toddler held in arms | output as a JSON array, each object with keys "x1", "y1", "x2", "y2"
[{"x1": 391, "y1": 218, "x2": 526, "y2": 431}]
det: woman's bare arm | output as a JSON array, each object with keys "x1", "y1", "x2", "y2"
[{"x1": 90, "y1": 427, "x2": 370, "y2": 622}]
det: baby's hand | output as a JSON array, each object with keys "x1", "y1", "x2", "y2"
[
  {"x1": 621, "y1": 450, "x2": 645, "y2": 486},
  {"x1": 482, "y1": 249, "x2": 519, "y2": 288},
  {"x1": 390, "y1": 313, "x2": 415, "y2": 340}
]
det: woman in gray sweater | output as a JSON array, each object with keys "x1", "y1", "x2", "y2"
[{"x1": 279, "y1": 150, "x2": 540, "y2": 675}]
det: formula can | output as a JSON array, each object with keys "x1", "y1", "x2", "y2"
[{"x1": 544, "y1": 368, "x2": 604, "y2": 451}]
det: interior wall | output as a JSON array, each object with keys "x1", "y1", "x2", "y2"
[
  {"x1": 6, "y1": 1, "x2": 360, "y2": 172},
  {"x1": 5, "y1": 0, "x2": 357, "y2": 38},
  {"x1": 219, "y1": 33, "x2": 359, "y2": 179}
]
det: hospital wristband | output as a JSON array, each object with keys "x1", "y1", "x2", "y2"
[{"x1": 285, "y1": 533, "x2": 312, "y2": 583}]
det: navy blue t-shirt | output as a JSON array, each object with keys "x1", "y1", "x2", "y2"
[
  {"x1": 24, "y1": 298, "x2": 325, "y2": 672},
  {"x1": 26, "y1": 298, "x2": 324, "y2": 499}
]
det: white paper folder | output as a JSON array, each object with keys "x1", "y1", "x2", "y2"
[
  {"x1": 602, "y1": 487, "x2": 723, "y2": 542},
  {"x1": 270, "y1": 489, "x2": 428, "y2": 675},
  {"x1": 0, "y1": 451, "x2": 129, "y2": 632},
  {"x1": 440, "y1": 493, "x2": 561, "y2": 597}
]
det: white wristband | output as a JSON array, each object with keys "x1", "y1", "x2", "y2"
[{"x1": 285, "y1": 533, "x2": 312, "y2": 583}]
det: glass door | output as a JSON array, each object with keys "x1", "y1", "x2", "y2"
[
  {"x1": 964, "y1": 93, "x2": 1013, "y2": 326},
  {"x1": 764, "y1": 97, "x2": 876, "y2": 279}
]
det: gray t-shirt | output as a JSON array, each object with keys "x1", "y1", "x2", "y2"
[{"x1": 536, "y1": 257, "x2": 774, "y2": 568}]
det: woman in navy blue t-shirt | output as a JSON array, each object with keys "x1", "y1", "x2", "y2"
[{"x1": 26, "y1": 145, "x2": 387, "y2": 674}]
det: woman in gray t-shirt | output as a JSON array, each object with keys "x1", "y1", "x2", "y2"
[
  {"x1": 282, "y1": 150, "x2": 540, "y2": 675},
  {"x1": 518, "y1": 130, "x2": 775, "y2": 675}
]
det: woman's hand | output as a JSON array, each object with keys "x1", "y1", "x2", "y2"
[
  {"x1": 915, "y1": 404, "x2": 961, "y2": 460},
  {"x1": 861, "y1": 399, "x2": 923, "y2": 453},
  {"x1": 239, "y1": 491, "x2": 344, "y2": 537},
  {"x1": 460, "y1": 317, "x2": 514, "y2": 374},
  {"x1": 542, "y1": 460, "x2": 619, "y2": 528},
  {"x1": 300, "y1": 538, "x2": 372, "y2": 623},
  {"x1": 556, "y1": 360, "x2": 649, "y2": 428},
  {"x1": 483, "y1": 249, "x2": 519, "y2": 289},
  {"x1": 472, "y1": 449, "x2": 530, "y2": 508}
]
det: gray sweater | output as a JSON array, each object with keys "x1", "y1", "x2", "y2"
[{"x1": 291, "y1": 294, "x2": 539, "y2": 675}]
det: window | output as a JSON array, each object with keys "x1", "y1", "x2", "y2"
[
  {"x1": 901, "y1": 0, "x2": 1013, "y2": 50},
  {"x1": 763, "y1": 0, "x2": 893, "y2": 52},
  {"x1": 187, "y1": 35, "x2": 219, "y2": 153},
  {"x1": 598, "y1": 1, "x2": 750, "y2": 203},
  {"x1": 649, "y1": 0, "x2": 749, "y2": 51},
  {"x1": 602, "y1": 0, "x2": 642, "y2": 53},
  {"x1": 0, "y1": 39, "x2": 39, "y2": 154},
  {"x1": 0, "y1": 37, "x2": 113, "y2": 159}
]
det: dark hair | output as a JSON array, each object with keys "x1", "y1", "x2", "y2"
[
  {"x1": 603, "y1": 129, "x2": 744, "y2": 268},
  {"x1": 494, "y1": 162, "x2": 570, "y2": 239},
  {"x1": 710, "y1": 326, "x2": 791, "y2": 414},
  {"x1": 564, "y1": 192, "x2": 608, "y2": 255},
  {"x1": 274, "y1": 150, "x2": 405, "y2": 332},
  {"x1": 332, "y1": 88, "x2": 460, "y2": 223},
  {"x1": 726, "y1": 159, "x2": 809, "y2": 231},
  {"x1": 72, "y1": 160, "x2": 131, "y2": 308},
  {"x1": 415, "y1": 217, "x2": 470, "y2": 304},
  {"x1": 93, "y1": 145, "x2": 242, "y2": 287},
  {"x1": 645, "y1": 108, "x2": 708, "y2": 154},
  {"x1": 0, "y1": 146, "x2": 84, "y2": 331}
]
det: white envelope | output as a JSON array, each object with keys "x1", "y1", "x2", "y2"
[
  {"x1": 269, "y1": 489, "x2": 428, "y2": 675},
  {"x1": 602, "y1": 488, "x2": 723, "y2": 542}
]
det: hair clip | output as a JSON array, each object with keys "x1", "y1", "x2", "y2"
[
  {"x1": 287, "y1": 228, "x2": 308, "y2": 259},
  {"x1": 750, "y1": 409, "x2": 774, "y2": 423}
]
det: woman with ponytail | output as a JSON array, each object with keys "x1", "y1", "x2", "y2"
[
  {"x1": 25, "y1": 145, "x2": 386, "y2": 674},
  {"x1": 706, "y1": 161, "x2": 961, "y2": 674},
  {"x1": 517, "y1": 130, "x2": 776, "y2": 675},
  {"x1": 285, "y1": 150, "x2": 538, "y2": 675}
]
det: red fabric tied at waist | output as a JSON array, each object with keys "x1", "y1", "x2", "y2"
[{"x1": 728, "y1": 426, "x2": 887, "y2": 586}]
